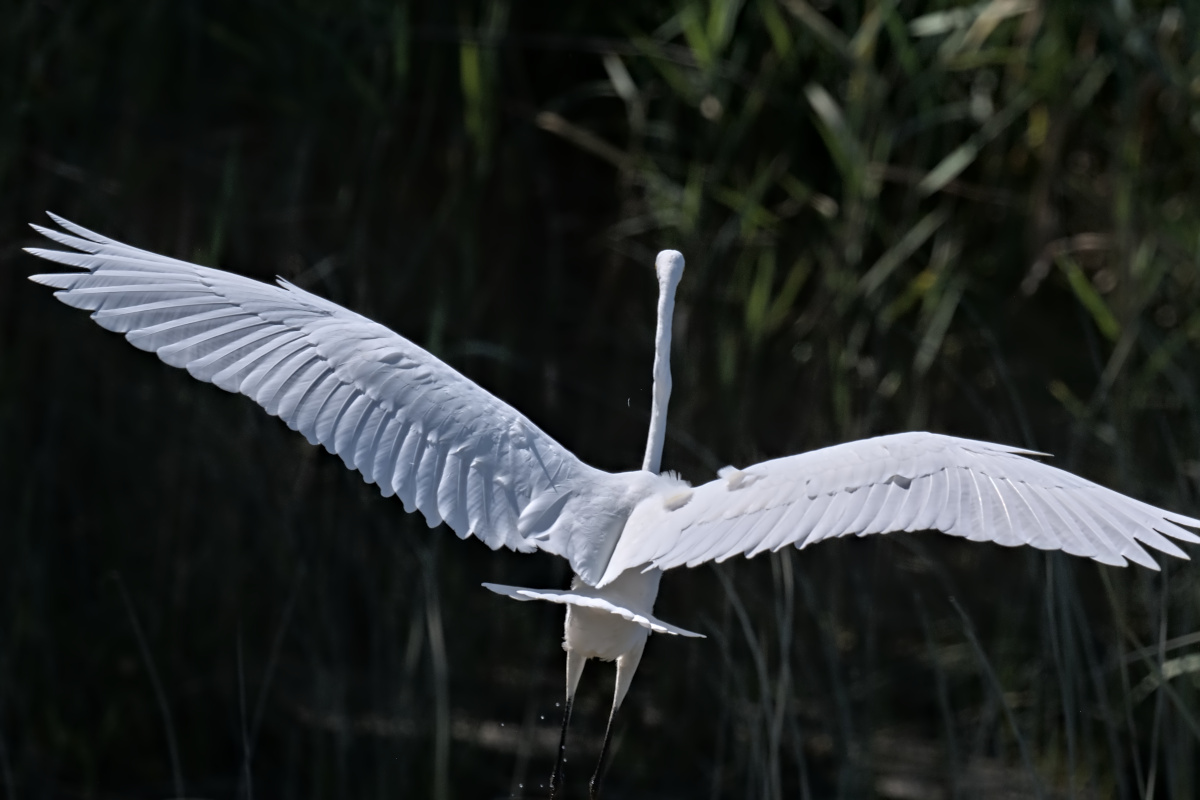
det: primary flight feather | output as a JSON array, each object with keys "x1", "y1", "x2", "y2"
[{"x1": 26, "y1": 213, "x2": 1198, "y2": 799}]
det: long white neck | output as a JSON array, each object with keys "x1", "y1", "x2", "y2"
[{"x1": 642, "y1": 250, "x2": 684, "y2": 474}]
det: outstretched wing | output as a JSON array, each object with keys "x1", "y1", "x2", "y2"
[
  {"x1": 599, "y1": 431, "x2": 1200, "y2": 585},
  {"x1": 27, "y1": 213, "x2": 650, "y2": 584},
  {"x1": 481, "y1": 583, "x2": 705, "y2": 637}
]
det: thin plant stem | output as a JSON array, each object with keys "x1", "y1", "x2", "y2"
[
  {"x1": 111, "y1": 572, "x2": 185, "y2": 799},
  {"x1": 949, "y1": 595, "x2": 1044, "y2": 800}
]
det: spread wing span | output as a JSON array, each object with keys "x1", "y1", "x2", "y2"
[
  {"x1": 27, "y1": 213, "x2": 656, "y2": 585},
  {"x1": 599, "y1": 432, "x2": 1200, "y2": 585}
]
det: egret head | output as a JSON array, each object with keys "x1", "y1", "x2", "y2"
[{"x1": 654, "y1": 250, "x2": 685, "y2": 289}]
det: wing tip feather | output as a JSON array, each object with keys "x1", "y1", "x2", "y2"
[
  {"x1": 1164, "y1": 516, "x2": 1200, "y2": 541},
  {"x1": 28, "y1": 272, "x2": 74, "y2": 288},
  {"x1": 44, "y1": 211, "x2": 108, "y2": 244}
]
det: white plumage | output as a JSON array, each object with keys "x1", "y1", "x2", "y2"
[
  {"x1": 26, "y1": 213, "x2": 1198, "y2": 799},
  {"x1": 600, "y1": 432, "x2": 1199, "y2": 585},
  {"x1": 26, "y1": 213, "x2": 671, "y2": 586}
]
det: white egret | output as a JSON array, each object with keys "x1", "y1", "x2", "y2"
[{"x1": 27, "y1": 213, "x2": 1200, "y2": 799}]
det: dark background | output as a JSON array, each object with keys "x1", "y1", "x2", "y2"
[{"x1": 3, "y1": 1, "x2": 1200, "y2": 798}]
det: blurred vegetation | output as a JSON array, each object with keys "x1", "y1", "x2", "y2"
[{"x1": 3, "y1": 0, "x2": 1200, "y2": 797}]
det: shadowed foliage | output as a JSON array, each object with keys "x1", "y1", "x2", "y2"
[{"x1": 3, "y1": 1, "x2": 1200, "y2": 798}]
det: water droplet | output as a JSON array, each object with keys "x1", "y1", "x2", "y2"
[
  {"x1": 500, "y1": 722, "x2": 505, "y2": 727},
  {"x1": 555, "y1": 701, "x2": 560, "y2": 707},
  {"x1": 540, "y1": 715, "x2": 545, "y2": 720}
]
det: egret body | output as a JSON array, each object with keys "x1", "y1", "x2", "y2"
[{"x1": 545, "y1": 250, "x2": 684, "y2": 798}]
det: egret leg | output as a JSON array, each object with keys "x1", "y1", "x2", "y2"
[
  {"x1": 548, "y1": 698, "x2": 573, "y2": 799},
  {"x1": 587, "y1": 706, "x2": 617, "y2": 800},
  {"x1": 550, "y1": 649, "x2": 586, "y2": 800},
  {"x1": 588, "y1": 637, "x2": 646, "y2": 800}
]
